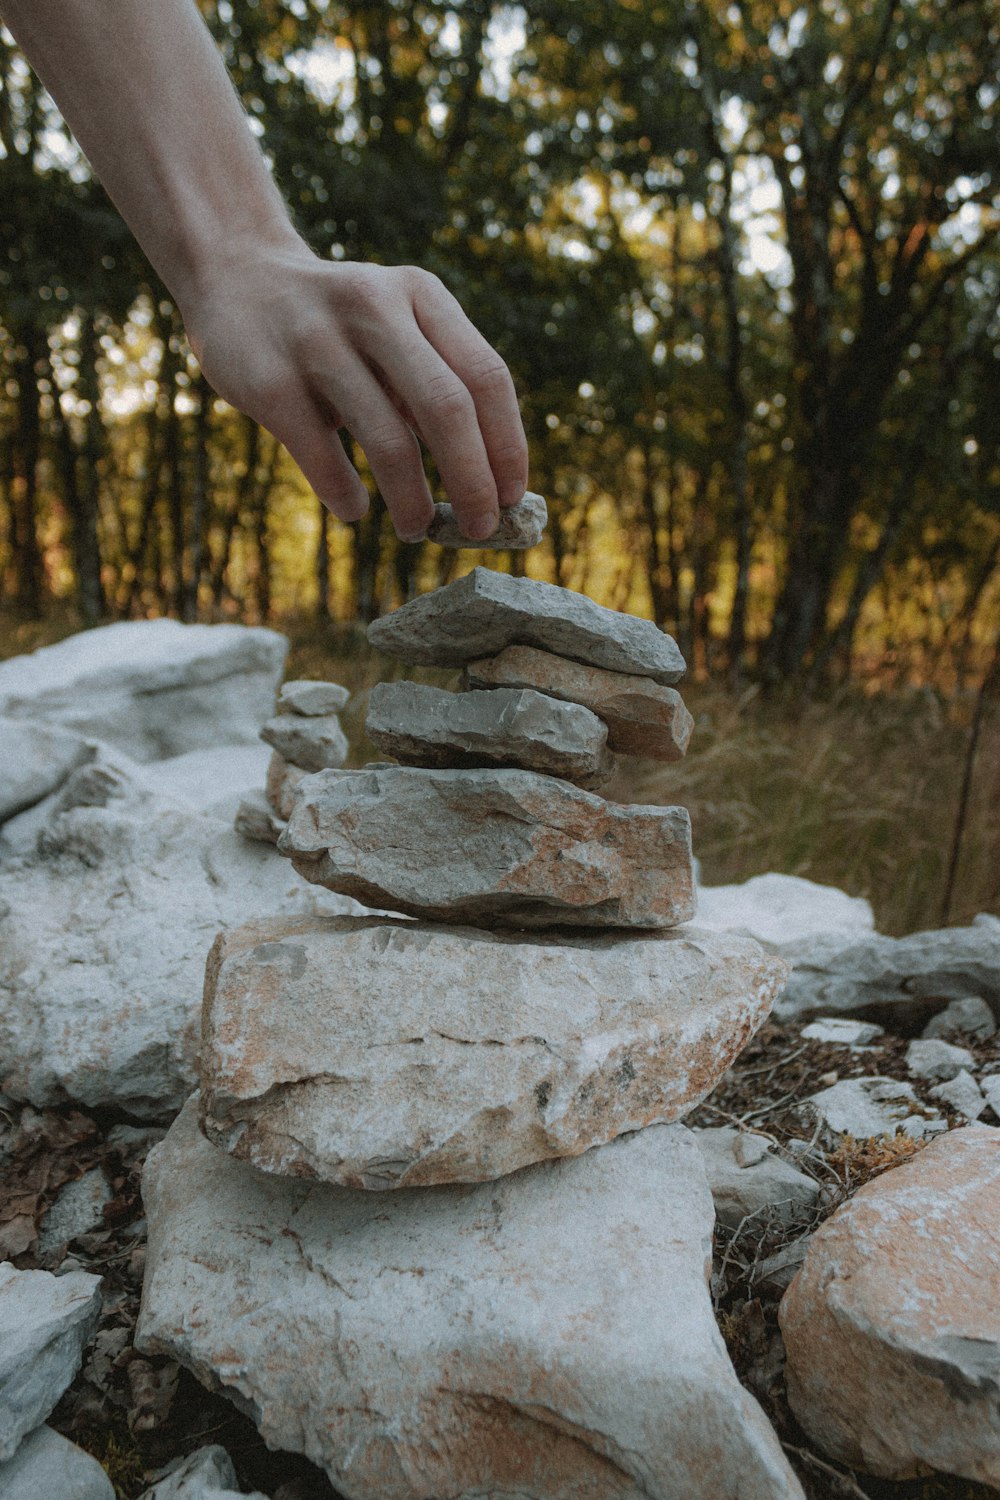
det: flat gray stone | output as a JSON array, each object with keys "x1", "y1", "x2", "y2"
[
  {"x1": 201, "y1": 916, "x2": 785, "y2": 1188},
  {"x1": 423, "y1": 490, "x2": 547, "y2": 549},
  {"x1": 279, "y1": 765, "x2": 695, "y2": 929},
  {"x1": 982, "y1": 1074, "x2": 1000, "y2": 1117},
  {"x1": 366, "y1": 680, "x2": 612, "y2": 785},
  {"x1": 694, "y1": 1128, "x2": 819, "y2": 1230},
  {"x1": 465, "y1": 644, "x2": 694, "y2": 760},
  {"x1": 0, "y1": 1425, "x2": 114, "y2": 1500},
  {"x1": 905, "y1": 1038, "x2": 975, "y2": 1081},
  {"x1": 259, "y1": 715, "x2": 348, "y2": 773},
  {"x1": 278, "y1": 679, "x2": 350, "y2": 716},
  {"x1": 367, "y1": 567, "x2": 686, "y2": 683},
  {"x1": 780, "y1": 1125, "x2": 1000, "y2": 1484},
  {"x1": 0, "y1": 1264, "x2": 102, "y2": 1461},
  {"x1": 775, "y1": 917, "x2": 1000, "y2": 1026},
  {"x1": 138, "y1": 1100, "x2": 804, "y2": 1500},
  {"x1": 0, "y1": 719, "x2": 91, "y2": 823},
  {"x1": 0, "y1": 620, "x2": 287, "y2": 763}
]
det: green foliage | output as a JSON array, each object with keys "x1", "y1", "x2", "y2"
[{"x1": 0, "y1": 0, "x2": 997, "y2": 684}]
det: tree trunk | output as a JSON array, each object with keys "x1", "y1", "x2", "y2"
[
  {"x1": 315, "y1": 499, "x2": 331, "y2": 620},
  {"x1": 9, "y1": 326, "x2": 45, "y2": 616},
  {"x1": 183, "y1": 372, "x2": 211, "y2": 622}
]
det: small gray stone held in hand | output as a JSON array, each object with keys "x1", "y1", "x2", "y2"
[
  {"x1": 366, "y1": 680, "x2": 612, "y2": 785},
  {"x1": 422, "y1": 490, "x2": 547, "y2": 549},
  {"x1": 279, "y1": 764, "x2": 695, "y2": 928},
  {"x1": 367, "y1": 566, "x2": 686, "y2": 683}
]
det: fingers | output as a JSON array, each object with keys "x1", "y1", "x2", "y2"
[
  {"x1": 327, "y1": 356, "x2": 436, "y2": 541},
  {"x1": 357, "y1": 328, "x2": 505, "y2": 542},
  {"x1": 411, "y1": 273, "x2": 529, "y2": 514},
  {"x1": 265, "y1": 388, "x2": 369, "y2": 523}
]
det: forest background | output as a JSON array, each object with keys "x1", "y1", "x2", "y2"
[{"x1": 0, "y1": 0, "x2": 998, "y2": 933}]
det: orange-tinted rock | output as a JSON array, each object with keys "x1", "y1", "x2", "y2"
[
  {"x1": 466, "y1": 644, "x2": 694, "y2": 761},
  {"x1": 279, "y1": 764, "x2": 695, "y2": 929},
  {"x1": 200, "y1": 914, "x2": 786, "y2": 1188},
  {"x1": 780, "y1": 1125, "x2": 1000, "y2": 1486}
]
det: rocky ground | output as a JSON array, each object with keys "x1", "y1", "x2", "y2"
[{"x1": 0, "y1": 1009, "x2": 995, "y2": 1499}]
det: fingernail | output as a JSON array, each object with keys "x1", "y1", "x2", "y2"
[
  {"x1": 501, "y1": 481, "x2": 526, "y2": 508},
  {"x1": 464, "y1": 511, "x2": 499, "y2": 541}
]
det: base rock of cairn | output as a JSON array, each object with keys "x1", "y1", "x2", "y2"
[
  {"x1": 145, "y1": 504, "x2": 801, "y2": 1496},
  {"x1": 138, "y1": 1101, "x2": 804, "y2": 1500}
]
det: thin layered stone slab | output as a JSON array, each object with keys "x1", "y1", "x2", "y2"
[
  {"x1": 200, "y1": 914, "x2": 787, "y2": 1188},
  {"x1": 366, "y1": 680, "x2": 612, "y2": 785},
  {"x1": 422, "y1": 491, "x2": 546, "y2": 549},
  {"x1": 278, "y1": 765, "x2": 695, "y2": 929},
  {"x1": 367, "y1": 567, "x2": 686, "y2": 683},
  {"x1": 465, "y1": 643, "x2": 694, "y2": 760},
  {"x1": 138, "y1": 1101, "x2": 805, "y2": 1500}
]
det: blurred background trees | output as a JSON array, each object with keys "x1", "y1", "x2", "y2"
[{"x1": 1, "y1": 0, "x2": 998, "y2": 689}]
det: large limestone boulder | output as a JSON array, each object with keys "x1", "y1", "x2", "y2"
[
  {"x1": 0, "y1": 755, "x2": 357, "y2": 1116},
  {"x1": 200, "y1": 915, "x2": 786, "y2": 1187},
  {"x1": 0, "y1": 719, "x2": 92, "y2": 824},
  {"x1": 695, "y1": 872, "x2": 876, "y2": 955},
  {"x1": 0, "y1": 1263, "x2": 102, "y2": 1462},
  {"x1": 367, "y1": 566, "x2": 686, "y2": 682},
  {"x1": 774, "y1": 914, "x2": 1000, "y2": 1027},
  {"x1": 780, "y1": 1125, "x2": 1000, "y2": 1486},
  {"x1": 280, "y1": 764, "x2": 695, "y2": 929},
  {"x1": 0, "y1": 620, "x2": 287, "y2": 762},
  {"x1": 0, "y1": 1425, "x2": 114, "y2": 1500},
  {"x1": 138, "y1": 1100, "x2": 804, "y2": 1500}
]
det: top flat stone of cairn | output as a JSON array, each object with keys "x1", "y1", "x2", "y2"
[
  {"x1": 367, "y1": 567, "x2": 686, "y2": 684},
  {"x1": 422, "y1": 491, "x2": 547, "y2": 549},
  {"x1": 278, "y1": 679, "x2": 350, "y2": 716}
]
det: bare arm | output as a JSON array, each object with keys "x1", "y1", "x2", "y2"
[{"x1": 1, "y1": 0, "x2": 528, "y2": 540}]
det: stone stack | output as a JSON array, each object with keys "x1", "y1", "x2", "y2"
[
  {"x1": 234, "y1": 676, "x2": 351, "y2": 845},
  {"x1": 138, "y1": 503, "x2": 805, "y2": 1499}
]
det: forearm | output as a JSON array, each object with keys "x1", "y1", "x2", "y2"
[{"x1": 0, "y1": 0, "x2": 300, "y2": 309}]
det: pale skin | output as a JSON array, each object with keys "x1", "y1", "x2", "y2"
[{"x1": 0, "y1": 0, "x2": 529, "y2": 541}]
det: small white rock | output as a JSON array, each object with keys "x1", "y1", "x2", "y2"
[
  {"x1": 905, "y1": 1038, "x2": 975, "y2": 1082},
  {"x1": 805, "y1": 1077, "x2": 922, "y2": 1139},
  {"x1": 137, "y1": 1444, "x2": 267, "y2": 1499},
  {"x1": 694, "y1": 1129, "x2": 819, "y2": 1230},
  {"x1": 37, "y1": 1170, "x2": 111, "y2": 1256},
  {"x1": 278, "y1": 680, "x2": 350, "y2": 717},
  {"x1": 930, "y1": 1069, "x2": 986, "y2": 1122},
  {"x1": 802, "y1": 1018, "x2": 884, "y2": 1046},
  {"x1": 259, "y1": 715, "x2": 348, "y2": 773},
  {"x1": 0, "y1": 1424, "x2": 114, "y2": 1500},
  {"x1": 922, "y1": 995, "x2": 996, "y2": 1041},
  {"x1": 981, "y1": 1074, "x2": 1000, "y2": 1118}
]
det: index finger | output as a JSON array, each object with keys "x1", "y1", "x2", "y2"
[{"x1": 410, "y1": 274, "x2": 529, "y2": 511}]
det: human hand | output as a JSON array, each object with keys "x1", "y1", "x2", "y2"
[{"x1": 181, "y1": 243, "x2": 529, "y2": 542}]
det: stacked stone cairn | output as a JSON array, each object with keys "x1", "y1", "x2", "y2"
[
  {"x1": 136, "y1": 496, "x2": 807, "y2": 1499},
  {"x1": 235, "y1": 675, "x2": 351, "y2": 845}
]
